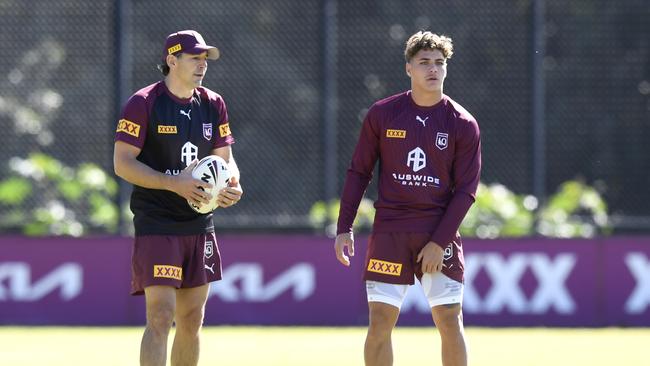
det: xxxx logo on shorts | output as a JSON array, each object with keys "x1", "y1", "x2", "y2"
[
  {"x1": 367, "y1": 259, "x2": 402, "y2": 276},
  {"x1": 153, "y1": 265, "x2": 182, "y2": 280}
]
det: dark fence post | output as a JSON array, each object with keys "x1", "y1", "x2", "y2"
[
  {"x1": 114, "y1": 0, "x2": 133, "y2": 235},
  {"x1": 322, "y1": 0, "x2": 338, "y2": 234},
  {"x1": 532, "y1": 0, "x2": 546, "y2": 210}
]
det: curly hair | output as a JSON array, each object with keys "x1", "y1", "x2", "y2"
[
  {"x1": 404, "y1": 31, "x2": 454, "y2": 62},
  {"x1": 157, "y1": 63, "x2": 170, "y2": 76}
]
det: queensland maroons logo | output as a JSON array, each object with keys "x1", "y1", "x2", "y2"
[
  {"x1": 204, "y1": 240, "x2": 214, "y2": 259},
  {"x1": 435, "y1": 132, "x2": 448, "y2": 150},
  {"x1": 203, "y1": 123, "x2": 212, "y2": 141},
  {"x1": 443, "y1": 243, "x2": 454, "y2": 261}
]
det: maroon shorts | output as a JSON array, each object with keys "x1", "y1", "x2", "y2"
[
  {"x1": 364, "y1": 232, "x2": 464, "y2": 285},
  {"x1": 130, "y1": 232, "x2": 222, "y2": 295}
]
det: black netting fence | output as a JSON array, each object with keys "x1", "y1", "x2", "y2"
[
  {"x1": 0, "y1": 0, "x2": 648, "y2": 235},
  {"x1": 545, "y1": 0, "x2": 650, "y2": 230}
]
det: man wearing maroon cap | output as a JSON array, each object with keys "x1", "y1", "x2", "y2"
[
  {"x1": 114, "y1": 30, "x2": 242, "y2": 365},
  {"x1": 334, "y1": 31, "x2": 481, "y2": 366}
]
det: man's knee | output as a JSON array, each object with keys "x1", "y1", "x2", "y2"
[
  {"x1": 368, "y1": 303, "x2": 399, "y2": 338},
  {"x1": 175, "y1": 305, "x2": 205, "y2": 333},
  {"x1": 432, "y1": 304, "x2": 464, "y2": 334},
  {"x1": 147, "y1": 303, "x2": 175, "y2": 334}
]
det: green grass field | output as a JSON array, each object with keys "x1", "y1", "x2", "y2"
[{"x1": 0, "y1": 326, "x2": 647, "y2": 365}]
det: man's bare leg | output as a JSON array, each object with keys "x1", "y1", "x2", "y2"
[
  {"x1": 365, "y1": 302, "x2": 400, "y2": 366},
  {"x1": 432, "y1": 303, "x2": 467, "y2": 366},
  {"x1": 141, "y1": 286, "x2": 176, "y2": 366},
  {"x1": 171, "y1": 284, "x2": 210, "y2": 366}
]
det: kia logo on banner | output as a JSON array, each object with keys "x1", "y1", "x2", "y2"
[
  {"x1": 0, "y1": 262, "x2": 83, "y2": 302},
  {"x1": 209, "y1": 263, "x2": 315, "y2": 302},
  {"x1": 2, "y1": 236, "x2": 650, "y2": 326}
]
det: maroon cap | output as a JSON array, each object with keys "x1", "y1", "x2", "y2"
[{"x1": 162, "y1": 30, "x2": 220, "y2": 62}]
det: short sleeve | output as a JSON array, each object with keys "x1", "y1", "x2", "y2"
[
  {"x1": 211, "y1": 95, "x2": 235, "y2": 149},
  {"x1": 115, "y1": 94, "x2": 149, "y2": 148}
]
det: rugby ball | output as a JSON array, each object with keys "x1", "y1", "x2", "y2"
[{"x1": 188, "y1": 155, "x2": 231, "y2": 214}]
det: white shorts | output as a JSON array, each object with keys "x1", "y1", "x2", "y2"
[{"x1": 366, "y1": 272, "x2": 463, "y2": 309}]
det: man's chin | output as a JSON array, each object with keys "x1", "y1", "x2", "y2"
[
  {"x1": 426, "y1": 83, "x2": 443, "y2": 92},
  {"x1": 420, "y1": 86, "x2": 442, "y2": 94}
]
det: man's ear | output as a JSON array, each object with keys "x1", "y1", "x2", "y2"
[
  {"x1": 405, "y1": 63, "x2": 411, "y2": 77},
  {"x1": 166, "y1": 54, "x2": 177, "y2": 68}
]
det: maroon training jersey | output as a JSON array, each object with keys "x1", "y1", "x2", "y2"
[
  {"x1": 337, "y1": 91, "x2": 481, "y2": 247},
  {"x1": 115, "y1": 81, "x2": 234, "y2": 236}
]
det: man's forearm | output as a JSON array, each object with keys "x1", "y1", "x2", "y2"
[
  {"x1": 115, "y1": 157, "x2": 173, "y2": 191},
  {"x1": 430, "y1": 192, "x2": 475, "y2": 247},
  {"x1": 228, "y1": 156, "x2": 240, "y2": 181},
  {"x1": 336, "y1": 170, "x2": 372, "y2": 235}
]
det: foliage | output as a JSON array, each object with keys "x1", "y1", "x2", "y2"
[
  {"x1": 0, "y1": 153, "x2": 119, "y2": 236},
  {"x1": 460, "y1": 183, "x2": 537, "y2": 238},
  {"x1": 309, "y1": 180, "x2": 610, "y2": 238},
  {"x1": 0, "y1": 177, "x2": 32, "y2": 205},
  {"x1": 460, "y1": 181, "x2": 610, "y2": 238},
  {"x1": 309, "y1": 198, "x2": 375, "y2": 236},
  {"x1": 536, "y1": 180, "x2": 611, "y2": 238}
]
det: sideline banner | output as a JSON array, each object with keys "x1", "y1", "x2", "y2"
[{"x1": 1, "y1": 235, "x2": 649, "y2": 326}]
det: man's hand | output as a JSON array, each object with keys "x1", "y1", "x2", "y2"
[
  {"x1": 417, "y1": 241, "x2": 445, "y2": 273},
  {"x1": 168, "y1": 160, "x2": 213, "y2": 206},
  {"x1": 217, "y1": 176, "x2": 243, "y2": 208},
  {"x1": 334, "y1": 232, "x2": 355, "y2": 266}
]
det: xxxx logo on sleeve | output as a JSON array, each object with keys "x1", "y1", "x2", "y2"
[
  {"x1": 367, "y1": 259, "x2": 402, "y2": 276},
  {"x1": 116, "y1": 119, "x2": 141, "y2": 137},
  {"x1": 219, "y1": 123, "x2": 231, "y2": 137},
  {"x1": 153, "y1": 265, "x2": 182, "y2": 280}
]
